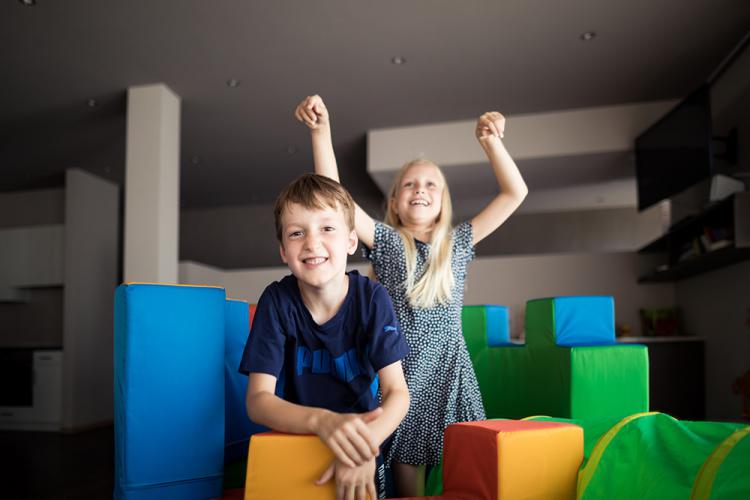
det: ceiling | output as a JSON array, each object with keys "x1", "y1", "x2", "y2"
[{"x1": 2, "y1": 1, "x2": 749, "y2": 212}]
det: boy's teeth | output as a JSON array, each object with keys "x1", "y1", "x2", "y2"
[{"x1": 305, "y1": 257, "x2": 326, "y2": 264}]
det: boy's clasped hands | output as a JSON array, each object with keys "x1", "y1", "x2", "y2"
[{"x1": 313, "y1": 407, "x2": 383, "y2": 500}]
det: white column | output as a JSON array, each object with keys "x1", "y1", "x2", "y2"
[{"x1": 124, "y1": 84, "x2": 181, "y2": 283}]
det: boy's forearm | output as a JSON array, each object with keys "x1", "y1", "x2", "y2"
[
  {"x1": 367, "y1": 386, "x2": 410, "y2": 446},
  {"x1": 249, "y1": 390, "x2": 329, "y2": 435},
  {"x1": 310, "y1": 126, "x2": 340, "y2": 182}
]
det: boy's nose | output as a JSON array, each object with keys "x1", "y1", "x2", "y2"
[{"x1": 304, "y1": 233, "x2": 321, "y2": 249}]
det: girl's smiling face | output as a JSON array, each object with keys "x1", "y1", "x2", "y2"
[{"x1": 392, "y1": 162, "x2": 445, "y2": 227}]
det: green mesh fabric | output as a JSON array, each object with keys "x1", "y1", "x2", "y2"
[
  {"x1": 579, "y1": 413, "x2": 743, "y2": 500},
  {"x1": 706, "y1": 427, "x2": 750, "y2": 499}
]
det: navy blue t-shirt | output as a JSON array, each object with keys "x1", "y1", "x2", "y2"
[{"x1": 239, "y1": 271, "x2": 409, "y2": 414}]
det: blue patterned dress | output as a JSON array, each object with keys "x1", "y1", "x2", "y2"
[{"x1": 364, "y1": 221, "x2": 486, "y2": 465}]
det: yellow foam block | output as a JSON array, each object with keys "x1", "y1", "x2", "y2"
[
  {"x1": 244, "y1": 432, "x2": 335, "y2": 500},
  {"x1": 496, "y1": 422, "x2": 583, "y2": 499}
]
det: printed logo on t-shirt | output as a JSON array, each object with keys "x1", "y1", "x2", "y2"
[
  {"x1": 296, "y1": 346, "x2": 367, "y2": 383},
  {"x1": 384, "y1": 325, "x2": 398, "y2": 333}
]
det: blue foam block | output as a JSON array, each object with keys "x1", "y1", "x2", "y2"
[
  {"x1": 485, "y1": 305, "x2": 511, "y2": 346},
  {"x1": 225, "y1": 300, "x2": 263, "y2": 462},
  {"x1": 553, "y1": 296, "x2": 615, "y2": 346},
  {"x1": 114, "y1": 284, "x2": 226, "y2": 500}
]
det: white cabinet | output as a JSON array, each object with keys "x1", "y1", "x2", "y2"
[{"x1": 0, "y1": 350, "x2": 63, "y2": 431}]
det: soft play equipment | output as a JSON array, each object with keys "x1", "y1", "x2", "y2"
[
  {"x1": 225, "y1": 301, "x2": 259, "y2": 462},
  {"x1": 427, "y1": 296, "x2": 650, "y2": 496},
  {"x1": 239, "y1": 419, "x2": 583, "y2": 500},
  {"x1": 524, "y1": 413, "x2": 750, "y2": 499},
  {"x1": 116, "y1": 286, "x2": 750, "y2": 499},
  {"x1": 114, "y1": 283, "x2": 227, "y2": 499},
  {"x1": 462, "y1": 296, "x2": 649, "y2": 419}
]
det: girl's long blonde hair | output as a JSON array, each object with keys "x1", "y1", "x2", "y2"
[{"x1": 384, "y1": 159, "x2": 455, "y2": 309}]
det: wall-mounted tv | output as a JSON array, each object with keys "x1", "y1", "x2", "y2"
[{"x1": 635, "y1": 85, "x2": 714, "y2": 211}]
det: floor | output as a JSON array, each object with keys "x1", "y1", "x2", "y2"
[{"x1": 0, "y1": 426, "x2": 114, "y2": 499}]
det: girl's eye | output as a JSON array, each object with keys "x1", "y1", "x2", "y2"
[
  {"x1": 323, "y1": 226, "x2": 336, "y2": 232},
  {"x1": 403, "y1": 182, "x2": 413, "y2": 188}
]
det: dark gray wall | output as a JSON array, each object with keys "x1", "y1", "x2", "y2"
[
  {"x1": 0, "y1": 189, "x2": 64, "y2": 228},
  {"x1": 0, "y1": 288, "x2": 63, "y2": 348}
]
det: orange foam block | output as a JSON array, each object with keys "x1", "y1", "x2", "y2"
[
  {"x1": 244, "y1": 432, "x2": 335, "y2": 500},
  {"x1": 443, "y1": 420, "x2": 583, "y2": 500}
]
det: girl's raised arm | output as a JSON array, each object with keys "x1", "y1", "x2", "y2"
[
  {"x1": 294, "y1": 95, "x2": 376, "y2": 248},
  {"x1": 470, "y1": 112, "x2": 528, "y2": 245}
]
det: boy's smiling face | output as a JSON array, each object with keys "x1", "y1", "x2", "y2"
[{"x1": 279, "y1": 201, "x2": 358, "y2": 291}]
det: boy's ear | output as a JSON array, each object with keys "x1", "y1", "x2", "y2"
[
  {"x1": 347, "y1": 229, "x2": 358, "y2": 255},
  {"x1": 279, "y1": 242, "x2": 288, "y2": 264}
]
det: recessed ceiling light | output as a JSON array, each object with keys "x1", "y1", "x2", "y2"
[
  {"x1": 87, "y1": 99, "x2": 98, "y2": 108},
  {"x1": 226, "y1": 78, "x2": 241, "y2": 88},
  {"x1": 391, "y1": 56, "x2": 407, "y2": 65},
  {"x1": 19, "y1": 0, "x2": 36, "y2": 6},
  {"x1": 580, "y1": 31, "x2": 597, "y2": 42}
]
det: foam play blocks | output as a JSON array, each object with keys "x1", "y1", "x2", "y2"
[
  {"x1": 463, "y1": 296, "x2": 649, "y2": 420},
  {"x1": 114, "y1": 284, "x2": 226, "y2": 500},
  {"x1": 225, "y1": 300, "x2": 261, "y2": 463},
  {"x1": 244, "y1": 433, "x2": 335, "y2": 500},
  {"x1": 443, "y1": 420, "x2": 583, "y2": 500},
  {"x1": 241, "y1": 420, "x2": 582, "y2": 500}
]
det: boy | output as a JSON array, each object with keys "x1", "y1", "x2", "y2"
[{"x1": 239, "y1": 174, "x2": 410, "y2": 500}]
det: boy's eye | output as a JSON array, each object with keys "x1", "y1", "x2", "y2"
[
  {"x1": 323, "y1": 226, "x2": 336, "y2": 232},
  {"x1": 403, "y1": 182, "x2": 413, "y2": 188},
  {"x1": 288, "y1": 231, "x2": 303, "y2": 238}
]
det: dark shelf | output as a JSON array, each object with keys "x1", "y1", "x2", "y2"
[
  {"x1": 638, "y1": 245, "x2": 750, "y2": 282},
  {"x1": 638, "y1": 195, "x2": 736, "y2": 254}
]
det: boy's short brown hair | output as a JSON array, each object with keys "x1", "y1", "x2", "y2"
[{"x1": 274, "y1": 174, "x2": 356, "y2": 242}]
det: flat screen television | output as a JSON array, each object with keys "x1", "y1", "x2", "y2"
[{"x1": 635, "y1": 84, "x2": 714, "y2": 211}]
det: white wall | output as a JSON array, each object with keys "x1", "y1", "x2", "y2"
[
  {"x1": 179, "y1": 261, "x2": 369, "y2": 303},
  {"x1": 62, "y1": 169, "x2": 119, "y2": 431},
  {"x1": 464, "y1": 253, "x2": 674, "y2": 338},
  {"x1": 181, "y1": 252, "x2": 674, "y2": 340}
]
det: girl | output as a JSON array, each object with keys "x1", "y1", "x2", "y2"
[{"x1": 295, "y1": 95, "x2": 528, "y2": 497}]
